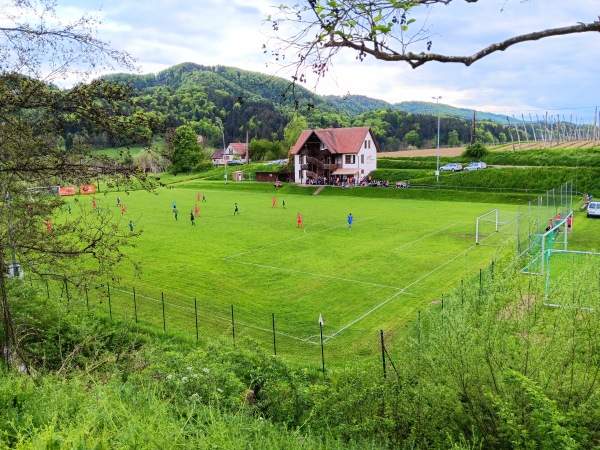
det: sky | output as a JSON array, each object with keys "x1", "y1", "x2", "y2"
[{"x1": 55, "y1": 0, "x2": 600, "y2": 122}]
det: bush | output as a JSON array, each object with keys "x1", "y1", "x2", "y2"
[{"x1": 462, "y1": 142, "x2": 489, "y2": 158}]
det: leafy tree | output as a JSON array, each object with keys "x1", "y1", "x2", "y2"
[
  {"x1": 448, "y1": 130, "x2": 461, "y2": 147},
  {"x1": 133, "y1": 147, "x2": 166, "y2": 174},
  {"x1": 267, "y1": 1, "x2": 600, "y2": 76},
  {"x1": 169, "y1": 125, "x2": 204, "y2": 173},
  {"x1": 249, "y1": 138, "x2": 286, "y2": 161},
  {"x1": 404, "y1": 129, "x2": 421, "y2": 148},
  {"x1": 0, "y1": 0, "x2": 152, "y2": 369},
  {"x1": 498, "y1": 132, "x2": 507, "y2": 143},
  {"x1": 283, "y1": 115, "x2": 309, "y2": 150}
]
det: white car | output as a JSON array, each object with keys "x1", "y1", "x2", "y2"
[
  {"x1": 464, "y1": 162, "x2": 487, "y2": 171},
  {"x1": 440, "y1": 163, "x2": 463, "y2": 172},
  {"x1": 587, "y1": 201, "x2": 600, "y2": 218}
]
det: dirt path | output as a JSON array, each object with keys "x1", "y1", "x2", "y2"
[
  {"x1": 379, "y1": 140, "x2": 598, "y2": 158},
  {"x1": 380, "y1": 148, "x2": 465, "y2": 158}
]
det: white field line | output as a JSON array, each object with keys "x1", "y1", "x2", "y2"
[
  {"x1": 108, "y1": 286, "x2": 308, "y2": 342},
  {"x1": 226, "y1": 209, "x2": 399, "y2": 259},
  {"x1": 223, "y1": 258, "x2": 401, "y2": 290},
  {"x1": 324, "y1": 230, "x2": 499, "y2": 342},
  {"x1": 221, "y1": 214, "x2": 499, "y2": 343},
  {"x1": 230, "y1": 221, "x2": 346, "y2": 258},
  {"x1": 394, "y1": 222, "x2": 462, "y2": 250}
]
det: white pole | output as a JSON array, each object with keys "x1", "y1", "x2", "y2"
[
  {"x1": 495, "y1": 209, "x2": 499, "y2": 233},
  {"x1": 432, "y1": 96, "x2": 442, "y2": 183}
]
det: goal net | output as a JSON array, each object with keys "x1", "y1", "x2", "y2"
[
  {"x1": 475, "y1": 209, "x2": 498, "y2": 245},
  {"x1": 521, "y1": 213, "x2": 570, "y2": 275}
]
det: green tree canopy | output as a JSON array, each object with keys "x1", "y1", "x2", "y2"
[
  {"x1": 169, "y1": 125, "x2": 204, "y2": 173},
  {"x1": 448, "y1": 130, "x2": 461, "y2": 147},
  {"x1": 283, "y1": 115, "x2": 309, "y2": 150},
  {"x1": 404, "y1": 129, "x2": 421, "y2": 148}
]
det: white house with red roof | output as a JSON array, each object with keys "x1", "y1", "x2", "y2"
[
  {"x1": 290, "y1": 127, "x2": 379, "y2": 184},
  {"x1": 211, "y1": 142, "x2": 249, "y2": 165}
]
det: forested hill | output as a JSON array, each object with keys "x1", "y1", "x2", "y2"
[{"x1": 101, "y1": 62, "x2": 517, "y2": 151}]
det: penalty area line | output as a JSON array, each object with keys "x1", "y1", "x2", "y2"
[{"x1": 325, "y1": 239, "x2": 482, "y2": 342}]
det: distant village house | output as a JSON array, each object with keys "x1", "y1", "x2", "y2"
[{"x1": 211, "y1": 142, "x2": 249, "y2": 166}]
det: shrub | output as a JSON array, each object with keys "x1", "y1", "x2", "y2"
[{"x1": 462, "y1": 142, "x2": 489, "y2": 158}]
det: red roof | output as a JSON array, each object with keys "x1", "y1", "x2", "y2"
[
  {"x1": 229, "y1": 142, "x2": 248, "y2": 158},
  {"x1": 290, "y1": 127, "x2": 378, "y2": 155}
]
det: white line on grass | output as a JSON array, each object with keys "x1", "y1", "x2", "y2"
[
  {"x1": 324, "y1": 237, "x2": 491, "y2": 342},
  {"x1": 223, "y1": 258, "x2": 401, "y2": 290},
  {"x1": 227, "y1": 210, "x2": 394, "y2": 259},
  {"x1": 393, "y1": 222, "x2": 462, "y2": 250}
]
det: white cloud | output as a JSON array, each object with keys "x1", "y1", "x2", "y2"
[{"x1": 51, "y1": 0, "x2": 600, "y2": 121}]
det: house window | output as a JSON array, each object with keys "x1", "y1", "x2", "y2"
[
  {"x1": 361, "y1": 154, "x2": 364, "y2": 164},
  {"x1": 345, "y1": 155, "x2": 355, "y2": 164}
]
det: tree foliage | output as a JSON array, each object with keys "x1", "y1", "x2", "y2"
[
  {"x1": 283, "y1": 115, "x2": 309, "y2": 150},
  {"x1": 169, "y1": 125, "x2": 206, "y2": 173},
  {"x1": 0, "y1": 0, "x2": 155, "y2": 369},
  {"x1": 462, "y1": 142, "x2": 489, "y2": 158}
]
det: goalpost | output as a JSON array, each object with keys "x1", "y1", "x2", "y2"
[
  {"x1": 475, "y1": 209, "x2": 498, "y2": 244},
  {"x1": 521, "y1": 211, "x2": 572, "y2": 275}
]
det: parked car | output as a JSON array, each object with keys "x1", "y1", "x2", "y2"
[
  {"x1": 587, "y1": 201, "x2": 600, "y2": 218},
  {"x1": 440, "y1": 163, "x2": 463, "y2": 172},
  {"x1": 227, "y1": 160, "x2": 243, "y2": 166},
  {"x1": 464, "y1": 162, "x2": 487, "y2": 171}
]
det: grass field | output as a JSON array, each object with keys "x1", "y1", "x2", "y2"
[{"x1": 49, "y1": 182, "x2": 598, "y2": 368}]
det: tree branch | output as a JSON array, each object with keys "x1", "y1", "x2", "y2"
[{"x1": 324, "y1": 22, "x2": 600, "y2": 68}]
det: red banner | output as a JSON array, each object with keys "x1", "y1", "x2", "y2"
[
  {"x1": 59, "y1": 186, "x2": 77, "y2": 196},
  {"x1": 79, "y1": 185, "x2": 95, "y2": 195}
]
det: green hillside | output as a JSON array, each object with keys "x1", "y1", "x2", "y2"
[{"x1": 98, "y1": 62, "x2": 521, "y2": 152}]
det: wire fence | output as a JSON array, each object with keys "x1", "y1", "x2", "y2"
[{"x1": 27, "y1": 255, "x2": 504, "y2": 377}]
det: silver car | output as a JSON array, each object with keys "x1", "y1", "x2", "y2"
[
  {"x1": 587, "y1": 201, "x2": 600, "y2": 218},
  {"x1": 464, "y1": 162, "x2": 487, "y2": 171},
  {"x1": 440, "y1": 163, "x2": 463, "y2": 172}
]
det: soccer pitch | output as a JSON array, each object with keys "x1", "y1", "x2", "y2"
[{"x1": 67, "y1": 184, "x2": 519, "y2": 365}]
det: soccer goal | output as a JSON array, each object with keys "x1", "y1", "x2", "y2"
[
  {"x1": 475, "y1": 209, "x2": 498, "y2": 244},
  {"x1": 521, "y1": 212, "x2": 571, "y2": 275}
]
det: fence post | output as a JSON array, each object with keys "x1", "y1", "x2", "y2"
[
  {"x1": 46, "y1": 279, "x2": 50, "y2": 300},
  {"x1": 133, "y1": 287, "x2": 137, "y2": 324},
  {"x1": 461, "y1": 280, "x2": 464, "y2": 305},
  {"x1": 85, "y1": 284, "x2": 88, "y2": 310},
  {"x1": 380, "y1": 329, "x2": 386, "y2": 379},
  {"x1": 491, "y1": 260, "x2": 495, "y2": 280},
  {"x1": 64, "y1": 276, "x2": 70, "y2": 304},
  {"x1": 231, "y1": 305, "x2": 235, "y2": 344},
  {"x1": 194, "y1": 298, "x2": 199, "y2": 343},
  {"x1": 417, "y1": 311, "x2": 421, "y2": 347},
  {"x1": 319, "y1": 318, "x2": 325, "y2": 374},
  {"x1": 441, "y1": 295, "x2": 444, "y2": 331},
  {"x1": 107, "y1": 283, "x2": 112, "y2": 321},
  {"x1": 272, "y1": 313, "x2": 276, "y2": 356},
  {"x1": 162, "y1": 292, "x2": 166, "y2": 332}
]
